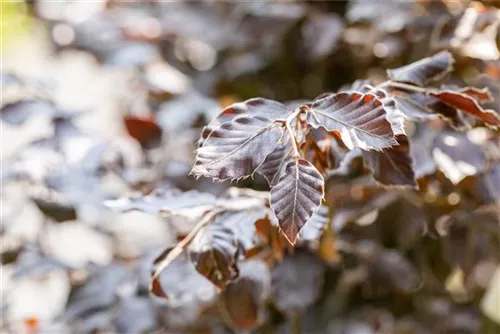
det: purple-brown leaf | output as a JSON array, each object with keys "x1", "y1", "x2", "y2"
[
  {"x1": 270, "y1": 158, "x2": 324, "y2": 244},
  {"x1": 387, "y1": 51, "x2": 454, "y2": 86},
  {"x1": 192, "y1": 115, "x2": 284, "y2": 181},
  {"x1": 308, "y1": 92, "x2": 397, "y2": 150},
  {"x1": 363, "y1": 134, "x2": 417, "y2": 188},
  {"x1": 199, "y1": 98, "x2": 290, "y2": 147},
  {"x1": 257, "y1": 133, "x2": 293, "y2": 186}
]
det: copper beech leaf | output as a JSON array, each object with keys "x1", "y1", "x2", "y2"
[
  {"x1": 433, "y1": 131, "x2": 487, "y2": 184},
  {"x1": 307, "y1": 92, "x2": 397, "y2": 150},
  {"x1": 393, "y1": 94, "x2": 469, "y2": 130},
  {"x1": 387, "y1": 51, "x2": 454, "y2": 86},
  {"x1": 270, "y1": 158, "x2": 324, "y2": 245},
  {"x1": 257, "y1": 133, "x2": 293, "y2": 186},
  {"x1": 199, "y1": 98, "x2": 290, "y2": 147},
  {"x1": 150, "y1": 248, "x2": 217, "y2": 307},
  {"x1": 192, "y1": 115, "x2": 284, "y2": 181},
  {"x1": 362, "y1": 134, "x2": 417, "y2": 188},
  {"x1": 188, "y1": 209, "x2": 268, "y2": 289},
  {"x1": 219, "y1": 260, "x2": 271, "y2": 331},
  {"x1": 430, "y1": 90, "x2": 500, "y2": 128}
]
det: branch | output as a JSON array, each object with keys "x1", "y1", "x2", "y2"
[{"x1": 149, "y1": 210, "x2": 219, "y2": 292}]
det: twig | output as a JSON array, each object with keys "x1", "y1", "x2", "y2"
[
  {"x1": 379, "y1": 80, "x2": 428, "y2": 94},
  {"x1": 149, "y1": 210, "x2": 219, "y2": 286},
  {"x1": 284, "y1": 108, "x2": 305, "y2": 158}
]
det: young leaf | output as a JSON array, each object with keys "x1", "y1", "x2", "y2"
[
  {"x1": 430, "y1": 90, "x2": 500, "y2": 128},
  {"x1": 189, "y1": 209, "x2": 268, "y2": 289},
  {"x1": 307, "y1": 92, "x2": 397, "y2": 150},
  {"x1": 199, "y1": 98, "x2": 290, "y2": 147},
  {"x1": 362, "y1": 134, "x2": 417, "y2": 188},
  {"x1": 189, "y1": 222, "x2": 239, "y2": 289},
  {"x1": 270, "y1": 158, "x2": 324, "y2": 244},
  {"x1": 192, "y1": 115, "x2": 284, "y2": 181},
  {"x1": 257, "y1": 133, "x2": 293, "y2": 186},
  {"x1": 387, "y1": 51, "x2": 454, "y2": 86}
]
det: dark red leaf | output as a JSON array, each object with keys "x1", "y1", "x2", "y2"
[
  {"x1": 124, "y1": 115, "x2": 162, "y2": 147},
  {"x1": 430, "y1": 90, "x2": 500, "y2": 128}
]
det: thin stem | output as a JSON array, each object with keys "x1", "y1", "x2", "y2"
[
  {"x1": 380, "y1": 81, "x2": 428, "y2": 94},
  {"x1": 150, "y1": 210, "x2": 219, "y2": 285},
  {"x1": 286, "y1": 122, "x2": 301, "y2": 158},
  {"x1": 284, "y1": 107, "x2": 306, "y2": 159}
]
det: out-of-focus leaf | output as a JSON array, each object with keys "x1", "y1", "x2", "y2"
[
  {"x1": 151, "y1": 248, "x2": 217, "y2": 309},
  {"x1": 355, "y1": 240, "x2": 422, "y2": 294},
  {"x1": 103, "y1": 42, "x2": 159, "y2": 68},
  {"x1": 308, "y1": 92, "x2": 397, "y2": 150},
  {"x1": 254, "y1": 216, "x2": 288, "y2": 261},
  {"x1": 156, "y1": 91, "x2": 219, "y2": 132},
  {"x1": 475, "y1": 163, "x2": 500, "y2": 203},
  {"x1": 332, "y1": 190, "x2": 399, "y2": 231},
  {"x1": 6, "y1": 262, "x2": 70, "y2": 326},
  {"x1": 32, "y1": 197, "x2": 77, "y2": 222},
  {"x1": 115, "y1": 297, "x2": 157, "y2": 333},
  {"x1": 64, "y1": 263, "x2": 130, "y2": 320},
  {"x1": 430, "y1": 90, "x2": 500, "y2": 128},
  {"x1": 1, "y1": 100, "x2": 56, "y2": 125},
  {"x1": 393, "y1": 94, "x2": 468, "y2": 130},
  {"x1": 257, "y1": 133, "x2": 292, "y2": 186},
  {"x1": 433, "y1": 131, "x2": 487, "y2": 184},
  {"x1": 40, "y1": 221, "x2": 113, "y2": 268},
  {"x1": 297, "y1": 205, "x2": 329, "y2": 245},
  {"x1": 219, "y1": 260, "x2": 271, "y2": 331},
  {"x1": 271, "y1": 250, "x2": 325, "y2": 316},
  {"x1": 270, "y1": 158, "x2": 324, "y2": 244},
  {"x1": 387, "y1": 51, "x2": 454, "y2": 86},
  {"x1": 124, "y1": 115, "x2": 162, "y2": 148},
  {"x1": 104, "y1": 188, "x2": 216, "y2": 215},
  {"x1": 362, "y1": 134, "x2": 417, "y2": 187},
  {"x1": 410, "y1": 124, "x2": 438, "y2": 179},
  {"x1": 481, "y1": 266, "x2": 500, "y2": 324},
  {"x1": 302, "y1": 12, "x2": 344, "y2": 61},
  {"x1": 189, "y1": 210, "x2": 264, "y2": 289},
  {"x1": 192, "y1": 115, "x2": 284, "y2": 181},
  {"x1": 457, "y1": 87, "x2": 494, "y2": 102}
]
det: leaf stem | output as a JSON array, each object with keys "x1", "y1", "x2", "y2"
[
  {"x1": 285, "y1": 108, "x2": 305, "y2": 159},
  {"x1": 150, "y1": 210, "x2": 219, "y2": 288},
  {"x1": 378, "y1": 80, "x2": 428, "y2": 94},
  {"x1": 285, "y1": 122, "x2": 301, "y2": 158}
]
